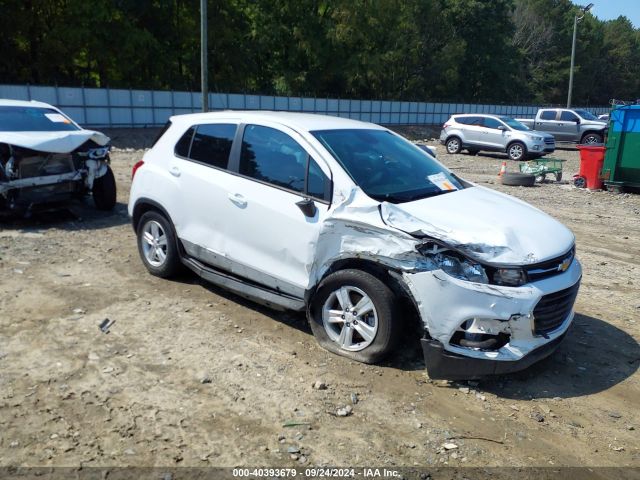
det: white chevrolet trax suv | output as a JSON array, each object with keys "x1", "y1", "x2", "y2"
[{"x1": 128, "y1": 111, "x2": 581, "y2": 379}]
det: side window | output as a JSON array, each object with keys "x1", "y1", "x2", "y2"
[
  {"x1": 560, "y1": 111, "x2": 578, "y2": 122},
  {"x1": 469, "y1": 116, "x2": 484, "y2": 126},
  {"x1": 240, "y1": 125, "x2": 307, "y2": 193},
  {"x1": 175, "y1": 127, "x2": 195, "y2": 157},
  {"x1": 540, "y1": 110, "x2": 557, "y2": 120},
  {"x1": 455, "y1": 117, "x2": 470, "y2": 125},
  {"x1": 307, "y1": 158, "x2": 330, "y2": 201},
  {"x1": 189, "y1": 124, "x2": 237, "y2": 169},
  {"x1": 483, "y1": 117, "x2": 503, "y2": 129}
]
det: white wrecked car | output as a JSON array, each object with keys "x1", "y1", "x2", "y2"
[
  {"x1": 128, "y1": 112, "x2": 581, "y2": 379},
  {"x1": 0, "y1": 99, "x2": 115, "y2": 216}
]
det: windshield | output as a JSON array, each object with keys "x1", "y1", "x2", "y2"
[
  {"x1": 0, "y1": 106, "x2": 80, "y2": 132},
  {"x1": 574, "y1": 110, "x2": 598, "y2": 121},
  {"x1": 312, "y1": 129, "x2": 464, "y2": 203},
  {"x1": 499, "y1": 116, "x2": 530, "y2": 131}
]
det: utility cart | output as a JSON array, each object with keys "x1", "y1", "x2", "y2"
[{"x1": 519, "y1": 158, "x2": 564, "y2": 183}]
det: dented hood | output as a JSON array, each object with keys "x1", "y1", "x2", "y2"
[
  {"x1": 0, "y1": 130, "x2": 110, "y2": 153},
  {"x1": 381, "y1": 186, "x2": 575, "y2": 265}
]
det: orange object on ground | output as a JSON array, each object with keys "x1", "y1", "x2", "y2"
[
  {"x1": 576, "y1": 145, "x2": 606, "y2": 190},
  {"x1": 498, "y1": 161, "x2": 507, "y2": 176}
]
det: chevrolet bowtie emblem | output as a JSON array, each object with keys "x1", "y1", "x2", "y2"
[{"x1": 558, "y1": 258, "x2": 571, "y2": 272}]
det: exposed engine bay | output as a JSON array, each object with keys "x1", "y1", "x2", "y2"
[{"x1": 0, "y1": 141, "x2": 111, "y2": 214}]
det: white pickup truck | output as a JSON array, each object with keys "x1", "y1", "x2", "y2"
[{"x1": 517, "y1": 108, "x2": 607, "y2": 144}]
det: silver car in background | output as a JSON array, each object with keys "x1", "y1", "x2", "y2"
[{"x1": 440, "y1": 114, "x2": 555, "y2": 161}]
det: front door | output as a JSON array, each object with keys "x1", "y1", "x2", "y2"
[{"x1": 220, "y1": 123, "x2": 332, "y2": 297}]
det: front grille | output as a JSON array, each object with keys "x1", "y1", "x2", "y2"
[
  {"x1": 533, "y1": 281, "x2": 580, "y2": 335},
  {"x1": 526, "y1": 248, "x2": 575, "y2": 282},
  {"x1": 544, "y1": 138, "x2": 555, "y2": 145}
]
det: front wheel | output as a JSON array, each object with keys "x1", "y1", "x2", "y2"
[
  {"x1": 581, "y1": 132, "x2": 603, "y2": 144},
  {"x1": 507, "y1": 142, "x2": 527, "y2": 161},
  {"x1": 92, "y1": 165, "x2": 116, "y2": 210},
  {"x1": 308, "y1": 269, "x2": 398, "y2": 364}
]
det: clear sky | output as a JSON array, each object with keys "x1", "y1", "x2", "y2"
[{"x1": 577, "y1": 0, "x2": 640, "y2": 27}]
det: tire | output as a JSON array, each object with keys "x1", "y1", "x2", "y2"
[
  {"x1": 573, "y1": 176, "x2": 586, "y2": 188},
  {"x1": 501, "y1": 172, "x2": 536, "y2": 187},
  {"x1": 467, "y1": 149, "x2": 479, "y2": 156},
  {"x1": 136, "y1": 210, "x2": 182, "y2": 278},
  {"x1": 507, "y1": 142, "x2": 527, "y2": 161},
  {"x1": 535, "y1": 173, "x2": 546, "y2": 183},
  {"x1": 581, "y1": 132, "x2": 603, "y2": 145},
  {"x1": 308, "y1": 269, "x2": 398, "y2": 364},
  {"x1": 445, "y1": 137, "x2": 462, "y2": 154},
  {"x1": 93, "y1": 165, "x2": 116, "y2": 210},
  {"x1": 555, "y1": 172, "x2": 563, "y2": 182}
]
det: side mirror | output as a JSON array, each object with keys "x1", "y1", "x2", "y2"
[
  {"x1": 497, "y1": 126, "x2": 507, "y2": 131},
  {"x1": 575, "y1": 118, "x2": 581, "y2": 124},
  {"x1": 296, "y1": 198, "x2": 317, "y2": 217}
]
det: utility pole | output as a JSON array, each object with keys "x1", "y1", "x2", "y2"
[
  {"x1": 200, "y1": 0, "x2": 208, "y2": 112},
  {"x1": 567, "y1": 3, "x2": 594, "y2": 108}
]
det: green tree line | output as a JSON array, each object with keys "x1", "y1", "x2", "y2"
[{"x1": 1, "y1": 0, "x2": 638, "y2": 105}]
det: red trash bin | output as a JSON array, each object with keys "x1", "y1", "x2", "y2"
[{"x1": 575, "y1": 145, "x2": 606, "y2": 190}]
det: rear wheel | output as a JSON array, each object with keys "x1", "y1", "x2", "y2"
[
  {"x1": 535, "y1": 173, "x2": 546, "y2": 183},
  {"x1": 555, "y1": 172, "x2": 563, "y2": 182},
  {"x1": 445, "y1": 137, "x2": 462, "y2": 154},
  {"x1": 308, "y1": 269, "x2": 398, "y2": 364},
  {"x1": 93, "y1": 165, "x2": 116, "y2": 210},
  {"x1": 136, "y1": 211, "x2": 182, "y2": 278}
]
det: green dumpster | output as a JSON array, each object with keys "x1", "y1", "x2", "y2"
[{"x1": 602, "y1": 104, "x2": 640, "y2": 192}]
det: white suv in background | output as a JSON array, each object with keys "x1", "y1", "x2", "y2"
[
  {"x1": 128, "y1": 111, "x2": 581, "y2": 379},
  {"x1": 440, "y1": 114, "x2": 555, "y2": 161}
]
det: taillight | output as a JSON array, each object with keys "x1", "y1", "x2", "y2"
[
  {"x1": 443, "y1": 123, "x2": 451, "y2": 129},
  {"x1": 132, "y1": 160, "x2": 144, "y2": 180}
]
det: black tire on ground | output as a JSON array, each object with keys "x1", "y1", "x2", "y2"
[
  {"x1": 92, "y1": 165, "x2": 117, "y2": 210},
  {"x1": 507, "y1": 141, "x2": 527, "y2": 161},
  {"x1": 467, "y1": 149, "x2": 479, "y2": 156},
  {"x1": 308, "y1": 269, "x2": 399, "y2": 364},
  {"x1": 136, "y1": 210, "x2": 182, "y2": 278},
  {"x1": 581, "y1": 132, "x2": 603, "y2": 144},
  {"x1": 555, "y1": 172, "x2": 563, "y2": 182},
  {"x1": 445, "y1": 137, "x2": 462, "y2": 154},
  {"x1": 573, "y1": 176, "x2": 586, "y2": 188},
  {"x1": 501, "y1": 172, "x2": 536, "y2": 187}
]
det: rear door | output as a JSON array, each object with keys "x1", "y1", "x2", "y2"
[
  {"x1": 219, "y1": 122, "x2": 332, "y2": 296},
  {"x1": 456, "y1": 116, "x2": 484, "y2": 145},
  {"x1": 536, "y1": 109, "x2": 562, "y2": 138},
  {"x1": 170, "y1": 121, "x2": 240, "y2": 261}
]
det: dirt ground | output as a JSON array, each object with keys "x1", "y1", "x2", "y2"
[{"x1": 0, "y1": 134, "x2": 639, "y2": 471}]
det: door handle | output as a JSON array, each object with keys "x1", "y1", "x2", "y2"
[
  {"x1": 169, "y1": 166, "x2": 181, "y2": 177},
  {"x1": 228, "y1": 193, "x2": 247, "y2": 208}
]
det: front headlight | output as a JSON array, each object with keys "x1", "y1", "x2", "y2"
[
  {"x1": 532, "y1": 136, "x2": 543, "y2": 142},
  {"x1": 492, "y1": 268, "x2": 527, "y2": 286},
  {"x1": 433, "y1": 253, "x2": 489, "y2": 284}
]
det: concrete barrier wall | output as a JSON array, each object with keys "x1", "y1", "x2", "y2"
[{"x1": 0, "y1": 84, "x2": 610, "y2": 128}]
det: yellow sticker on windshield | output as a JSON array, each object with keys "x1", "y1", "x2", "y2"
[{"x1": 428, "y1": 172, "x2": 457, "y2": 191}]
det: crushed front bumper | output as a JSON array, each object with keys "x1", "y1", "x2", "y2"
[
  {"x1": 402, "y1": 258, "x2": 582, "y2": 379},
  {"x1": 422, "y1": 332, "x2": 567, "y2": 380}
]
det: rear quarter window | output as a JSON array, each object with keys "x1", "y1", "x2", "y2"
[{"x1": 174, "y1": 123, "x2": 237, "y2": 170}]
